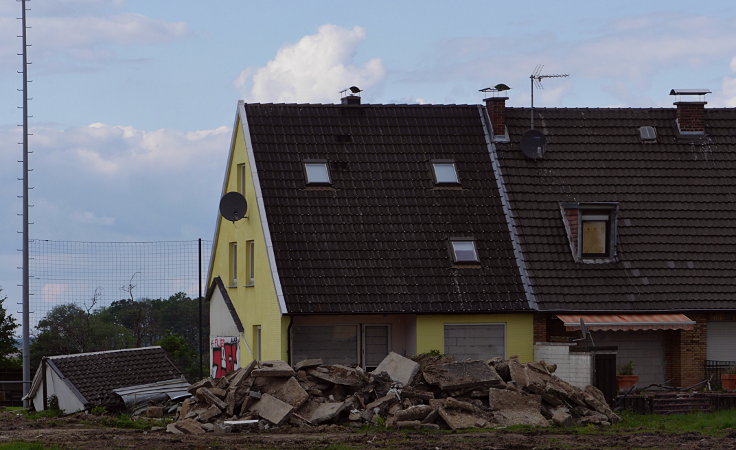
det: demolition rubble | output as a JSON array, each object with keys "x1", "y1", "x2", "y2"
[{"x1": 167, "y1": 353, "x2": 620, "y2": 434}]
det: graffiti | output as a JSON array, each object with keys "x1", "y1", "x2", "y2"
[{"x1": 211, "y1": 336, "x2": 240, "y2": 378}]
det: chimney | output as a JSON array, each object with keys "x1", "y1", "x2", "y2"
[
  {"x1": 341, "y1": 94, "x2": 361, "y2": 105},
  {"x1": 485, "y1": 97, "x2": 508, "y2": 137},
  {"x1": 670, "y1": 89, "x2": 710, "y2": 134}
]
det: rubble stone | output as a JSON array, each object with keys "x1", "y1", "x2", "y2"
[
  {"x1": 252, "y1": 360, "x2": 295, "y2": 378},
  {"x1": 250, "y1": 393, "x2": 295, "y2": 426},
  {"x1": 551, "y1": 407, "x2": 574, "y2": 427},
  {"x1": 166, "y1": 423, "x2": 184, "y2": 434},
  {"x1": 178, "y1": 398, "x2": 194, "y2": 419},
  {"x1": 197, "y1": 405, "x2": 222, "y2": 422},
  {"x1": 293, "y1": 359, "x2": 323, "y2": 371},
  {"x1": 308, "y1": 401, "x2": 347, "y2": 424},
  {"x1": 489, "y1": 389, "x2": 548, "y2": 427},
  {"x1": 307, "y1": 365, "x2": 363, "y2": 387},
  {"x1": 210, "y1": 387, "x2": 227, "y2": 399},
  {"x1": 371, "y1": 352, "x2": 420, "y2": 387},
  {"x1": 423, "y1": 361, "x2": 505, "y2": 391},
  {"x1": 269, "y1": 376, "x2": 310, "y2": 408},
  {"x1": 188, "y1": 378, "x2": 213, "y2": 393},
  {"x1": 438, "y1": 408, "x2": 488, "y2": 430},
  {"x1": 197, "y1": 387, "x2": 228, "y2": 411},
  {"x1": 175, "y1": 418, "x2": 206, "y2": 434},
  {"x1": 394, "y1": 404, "x2": 433, "y2": 422}
]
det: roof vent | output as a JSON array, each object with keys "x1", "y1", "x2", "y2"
[
  {"x1": 340, "y1": 86, "x2": 362, "y2": 105},
  {"x1": 639, "y1": 126, "x2": 657, "y2": 141}
]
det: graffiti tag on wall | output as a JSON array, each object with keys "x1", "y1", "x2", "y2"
[{"x1": 211, "y1": 336, "x2": 240, "y2": 378}]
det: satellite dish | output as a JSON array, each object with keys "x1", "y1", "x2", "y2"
[
  {"x1": 219, "y1": 192, "x2": 247, "y2": 222},
  {"x1": 520, "y1": 129, "x2": 547, "y2": 159}
]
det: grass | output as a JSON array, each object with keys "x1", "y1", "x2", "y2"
[
  {"x1": 603, "y1": 409, "x2": 736, "y2": 437},
  {"x1": 93, "y1": 413, "x2": 171, "y2": 430},
  {"x1": 0, "y1": 443, "x2": 61, "y2": 450}
]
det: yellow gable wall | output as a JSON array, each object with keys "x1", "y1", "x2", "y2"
[
  {"x1": 415, "y1": 314, "x2": 534, "y2": 362},
  {"x1": 209, "y1": 114, "x2": 289, "y2": 363}
]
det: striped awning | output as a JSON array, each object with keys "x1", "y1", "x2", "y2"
[{"x1": 556, "y1": 314, "x2": 696, "y2": 331}]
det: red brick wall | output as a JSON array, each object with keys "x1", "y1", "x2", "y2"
[
  {"x1": 485, "y1": 97, "x2": 508, "y2": 136},
  {"x1": 675, "y1": 102, "x2": 706, "y2": 133}
]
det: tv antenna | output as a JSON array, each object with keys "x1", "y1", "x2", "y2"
[{"x1": 530, "y1": 65, "x2": 569, "y2": 129}]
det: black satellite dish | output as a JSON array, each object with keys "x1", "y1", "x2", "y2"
[
  {"x1": 219, "y1": 192, "x2": 247, "y2": 222},
  {"x1": 520, "y1": 129, "x2": 547, "y2": 159}
]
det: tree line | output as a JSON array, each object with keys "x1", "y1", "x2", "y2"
[{"x1": 0, "y1": 287, "x2": 209, "y2": 382}]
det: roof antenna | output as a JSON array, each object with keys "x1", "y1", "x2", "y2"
[{"x1": 530, "y1": 65, "x2": 569, "y2": 129}]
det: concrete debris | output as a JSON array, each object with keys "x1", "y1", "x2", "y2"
[{"x1": 168, "y1": 354, "x2": 621, "y2": 434}]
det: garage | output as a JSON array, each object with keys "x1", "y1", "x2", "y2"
[{"x1": 707, "y1": 321, "x2": 736, "y2": 362}]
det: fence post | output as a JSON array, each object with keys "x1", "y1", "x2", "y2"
[{"x1": 198, "y1": 238, "x2": 203, "y2": 380}]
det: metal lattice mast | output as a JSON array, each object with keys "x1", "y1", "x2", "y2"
[{"x1": 19, "y1": 0, "x2": 32, "y2": 404}]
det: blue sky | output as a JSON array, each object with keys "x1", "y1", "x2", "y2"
[{"x1": 1, "y1": 0, "x2": 736, "y2": 320}]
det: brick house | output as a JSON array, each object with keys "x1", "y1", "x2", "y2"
[{"x1": 486, "y1": 89, "x2": 736, "y2": 387}]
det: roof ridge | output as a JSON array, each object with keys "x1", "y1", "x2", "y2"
[{"x1": 48, "y1": 346, "x2": 163, "y2": 359}]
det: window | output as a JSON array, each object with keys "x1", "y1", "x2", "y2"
[
  {"x1": 450, "y1": 239, "x2": 479, "y2": 263},
  {"x1": 245, "y1": 240, "x2": 255, "y2": 286},
  {"x1": 581, "y1": 211, "x2": 612, "y2": 258},
  {"x1": 432, "y1": 160, "x2": 460, "y2": 185},
  {"x1": 291, "y1": 325, "x2": 359, "y2": 365},
  {"x1": 228, "y1": 242, "x2": 238, "y2": 287},
  {"x1": 253, "y1": 325, "x2": 262, "y2": 361},
  {"x1": 236, "y1": 163, "x2": 246, "y2": 195},
  {"x1": 304, "y1": 161, "x2": 331, "y2": 185},
  {"x1": 444, "y1": 324, "x2": 505, "y2": 360}
]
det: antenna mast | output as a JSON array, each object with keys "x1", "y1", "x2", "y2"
[
  {"x1": 530, "y1": 65, "x2": 569, "y2": 129},
  {"x1": 18, "y1": 0, "x2": 33, "y2": 405}
]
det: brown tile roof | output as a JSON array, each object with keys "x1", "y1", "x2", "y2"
[
  {"x1": 244, "y1": 103, "x2": 529, "y2": 314},
  {"x1": 496, "y1": 107, "x2": 736, "y2": 311},
  {"x1": 47, "y1": 347, "x2": 184, "y2": 408}
]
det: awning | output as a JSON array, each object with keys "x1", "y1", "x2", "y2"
[{"x1": 556, "y1": 314, "x2": 695, "y2": 331}]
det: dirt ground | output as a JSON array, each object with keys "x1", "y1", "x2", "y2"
[{"x1": 1, "y1": 411, "x2": 735, "y2": 449}]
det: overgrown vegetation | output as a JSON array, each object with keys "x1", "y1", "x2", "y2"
[
  {"x1": 30, "y1": 292, "x2": 209, "y2": 381},
  {"x1": 0, "y1": 287, "x2": 20, "y2": 369}
]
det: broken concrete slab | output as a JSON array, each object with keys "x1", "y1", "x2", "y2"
[
  {"x1": 308, "y1": 401, "x2": 347, "y2": 424},
  {"x1": 293, "y1": 359, "x2": 323, "y2": 371},
  {"x1": 307, "y1": 365, "x2": 363, "y2": 387},
  {"x1": 188, "y1": 378, "x2": 213, "y2": 393},
  {"x1": 551, "y1": 407, "x2": 574, "y2": 427},
  {"x1": 197, "y1": 404, "x2": 222, "y2": 422},
  {"x1": 270, "y1": 377, "x2": 309, "y2": 408},
  {"x1": 371, "y1": 352, "x2": 420, "y2": 387},
  {"x1": 438, "y1": 407, "x2": 488, "y2": 430},
  {"x1": 166, "y1": 422, "x2": 184, "y2": 434},
  {"x1": 507, "y1": 359, "x2": 529, "y2": 389},
  {"x1": 394, "y1": 404, "x2": 433, "y2": 422},
  {"x1": 174, "y1": 418, "x2": 206, "y2": 434},
  {"x1": 250, "y1": 393, "x2": 295, "y2": 426},
  {"x1": 252, "y1": 360, "x2": 295, "y2": 378},
  {"x1": 178, "y1": 398, "x2": 194, "y2": 420},
  {"x1": 489, "y1": 389, "x2": 549, "y2": 427},
  {"x1": 197, "y1": 387, "x2": 228, "y2": 411},
  {"x1": 423, "y1": 361, "x2": 505, "y2": 391},
  {"x1": 209, "y1": 387, "x2": 227, "y2": 399}
]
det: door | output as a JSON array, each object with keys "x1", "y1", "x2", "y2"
[{"x1": 363, "y1": 325, "x2": 390, "y2": 370}]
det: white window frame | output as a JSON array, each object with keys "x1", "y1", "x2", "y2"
[
  {"x1": 450, "y1": 239, "x2": 479, "y2": 263},
  {"x1": 244, "y1": 240, "x2": 255, "y2": 286},
  {"x1": 304, "y1": 161, "x2": 331, "y2": 185},
  {"x1": 432, "y1": 160, "x2": 460, "y2": 185},
  {"x1": 228, "y1": 242, "x2": 238, "y2": 287}
]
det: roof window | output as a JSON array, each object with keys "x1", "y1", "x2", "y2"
[
  {"x1": 639, "y1": 126, "x2": 656, "y2": 142},
  {"x1": 450, "y1": 239, "x2": 479, "y2": 263},
  {"x1": 304, "y1": 161, "x2": 331, "y2": 185},
  {"x1": 432, "y1": 160, "x2": 460, "y2": 185}
]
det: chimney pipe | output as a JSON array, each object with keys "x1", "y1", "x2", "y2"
[
  {"x1": 485, "y1": 97, "x2": 508, "y2": 138},
  {"x1": 341, "y1": 95, "x2": 361, "y2": 105},
  {"x1": 670, "y1": 89, "x2": 710, "y2": 134}
]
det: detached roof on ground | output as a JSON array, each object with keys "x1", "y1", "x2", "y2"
[{"x1": 27, "y1": 346, "x2": 188, "y2": 413}]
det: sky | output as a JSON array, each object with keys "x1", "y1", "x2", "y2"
[{"x1": 1, "y1": 0, "x2": 736, "y2": 323}]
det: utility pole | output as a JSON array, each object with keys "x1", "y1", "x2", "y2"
[{"x1": 19, "y1": 0, "x2": 32, "y2": 406}]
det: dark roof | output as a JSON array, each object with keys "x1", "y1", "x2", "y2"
[
  {"x1": 496, "y1": 107, "x2": 736, "y2": 311},
  {"x1": 206, "y1": 276, "x2": 244, "y2": 332},
  {"x1": 244, "y1": 103, "x2": 529, "y2": 314},
  {"x1": 47, "y1": 347, "x2": 183, "y2": 408}
]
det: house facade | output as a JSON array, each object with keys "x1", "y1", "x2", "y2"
[
  {"x1": 486, "y1": 90, "x2": 736, "y2": 387},
  {"x1": 207, "y1": 99, "x2": 535, "y2": 374}
]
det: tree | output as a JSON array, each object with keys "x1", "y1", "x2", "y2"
[
  {"x1": 156, "y1": 332, "x2": 198, "y2": 382},
  {"x1": 0, "y1": 288, "x2": 20, "y2": 368}
]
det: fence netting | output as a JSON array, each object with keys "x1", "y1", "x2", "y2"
[{"x1": 29, "y1": 239, "x2": 211, "y2": 329}]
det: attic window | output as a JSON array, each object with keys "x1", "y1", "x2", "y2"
[
  {"x1": 304, "y1": 161, "x2": 331, "y2": 185},
  {"x1": 639, "y1": 126, "x2": 657, "y2": 141},
  {"x1": 432, "y1": 160, "x2": 460, "y2": 185},
  {"x1": 561, "y1": 202, "x2": 618, "y2": 262},
  {"x1": 450, "y1": 239, "x2": 479, "y2": 263}
]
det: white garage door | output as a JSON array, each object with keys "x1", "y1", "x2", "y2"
[
  {"x1": 593, "y1": 331, "x2": 666, "y2": 387},
  {"x1": 707, "y1": 322, "x2": 736, "y2": 361},
  {"x1": 444, "y1": 324, "x2": 505, "y2": 360}
]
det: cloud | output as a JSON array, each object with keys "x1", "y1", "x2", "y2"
[
  {"x1": 235, "y1": 25, "x2": 386, "y2": 103},
  {"x1": 41, "y1": 283, "x2": 69, "y2": 303},
  {"x1": 713, "y1": 57, "x2": 736, "y2": 107},
  {"x1": 73, "y1": 211, "x2": 115, "y2": 226}
]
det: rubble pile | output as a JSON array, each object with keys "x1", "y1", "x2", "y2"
[{"x1": 166, "y1": 353, "x2": 620, "y2": 434}]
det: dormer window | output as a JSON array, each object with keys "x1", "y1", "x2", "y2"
[
  {"x1": 304, "y1": 161, "x2": 331, "y2": 185},
  {"x1": 450, "y1": 238, "x2": 479, "y2": 263},
  {"x1": 561, "y1": 202, "x2": 618, "y2": 262},
  {"x1": 432, "y1": 160, "x2": 460, "y2": 185}
]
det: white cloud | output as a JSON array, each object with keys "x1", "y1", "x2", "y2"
[
  {"x1": 73, "y1": 211, "x2": 115, "y2": 226},
  {"x1": 235, "y1": 25, "x2": 386, "y2": 103},
  {"x1": 713, "y1": 56, "x2": 736, "y2": 107}
]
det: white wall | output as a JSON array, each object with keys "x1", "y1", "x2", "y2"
[
  {"x1": 32, "y1": 365, "x2": 85, "y2": 413},
  {"x1": 534, "y1": 342, "x2": 592, "y2": 388}
]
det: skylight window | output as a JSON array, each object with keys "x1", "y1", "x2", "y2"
[
  {"x1": 304, "y1": 161, "x2": 331, "y2": 185},
  {"x1": 581, "y1": 212, "x2": 612, "y2": 258},
  {"x1": 451, "y1": 239, "x2": 479, "y2": 263},
  {"x1": 432, "y1": 161, "x2": 460, "y2": 185}
]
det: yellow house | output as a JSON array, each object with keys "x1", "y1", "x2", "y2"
[{"x1": 206, "y1": 96, "x2": 535, "y2": 377}]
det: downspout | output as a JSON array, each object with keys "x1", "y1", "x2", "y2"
[{"x1": 286, "y1": 317, "x2": 294, "y2": 365}]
